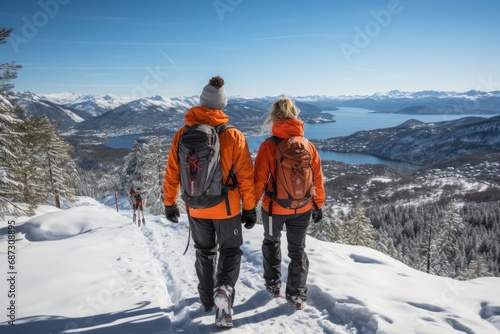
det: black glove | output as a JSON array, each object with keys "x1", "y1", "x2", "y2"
[
  {"x1": 312, "y1": 208, "x2": 323, "y2": 223},
  {"x1": 165, "y1": 204, "x2": 180, "y2": 223},
  {"x1": 241, "y1": 208, "x2": 257, "y2": 229}
]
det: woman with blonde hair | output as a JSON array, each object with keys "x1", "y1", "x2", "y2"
[{"x1": 254, "y1": 97, "x2": 325, "y2": 310}]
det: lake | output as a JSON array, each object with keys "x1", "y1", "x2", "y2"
[{"x1": 106, "y1": 107, "x2": 495, "y2": 169}]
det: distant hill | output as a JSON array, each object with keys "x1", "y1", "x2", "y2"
[
  {"x1": 296, "y1": 90, "x2": 500, "y2": 114},
  {"x1": 313, "y1": 116, "x2": 500, "y2": 166}
]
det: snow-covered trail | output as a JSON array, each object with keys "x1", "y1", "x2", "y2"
[{"x1": 134, "y1": 212, "x2": 355, "y2": 333}]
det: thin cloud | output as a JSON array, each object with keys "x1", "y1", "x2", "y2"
[
  {"x1": 253, "y1": 34, "x2": 348, "y2": 41},
  {"x1": 348, "y1": 66, "x2": 383, "y2": 72},
  {"x1": 61, "y1": 15, "x2": 129, "y2": 21},
  {"x1": 33, "y1": 39, "x2": 200, "y2": 46},
  {"x1": 82, "y1": 72, "x2": 109, "y2": 77},
  {"x1": 23, "y1": 65, "x2": 152, "y2": 70},
  {"x1": 160, "y1": 50, "x2": 181, "y2": 73},
  {"x1": 60, "y1": 15, "x2": 181, "y2": 26}
]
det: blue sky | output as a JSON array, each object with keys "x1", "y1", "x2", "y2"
[{"x1": 2, "y1": 0, "x2": 500, "y2": 98}]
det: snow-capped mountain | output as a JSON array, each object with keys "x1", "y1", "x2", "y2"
[
  {"x1": 74, "y1": 95, "x2": 199, "y2": 135},
  {"x1": 41, "y1": 92, "x2": 137, "y2": 117},
  {"x1": 109, "y1": 95, "x2": 198, "y2": 114},
  {"x1": 5, "y1": 91, "x2": 90, "y2": 130},
  {"x1": 6, "y1": 89, "x2": 500, "y2": 136}
]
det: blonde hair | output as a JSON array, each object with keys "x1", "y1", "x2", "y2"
[{"x1": 262, "y1": 97, "x2": 299, "y2": 131}]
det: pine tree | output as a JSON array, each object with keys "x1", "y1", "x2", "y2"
[
  {"x1": 308, "y1": 204, "x2": 343, "y2": 242},
  {"x1": 122, "y1": 138, "x2": 144, "y2": 190},
  {"x1": 141, "y1": 137, "x2": 166, "y2": 215},
  {"x1": 38, "y1": 117, "x2": 77, "y2": 208},
  {"x1": 462, "y1": 254, "x2": 491, "y2": 279},
  {"x1": 435, "y1": 204, "x2": 464, "y2": 277},
  {"x1": 343, "y1": 205, "x2": 376, "y2": 248},
  {"x1": 0, "y1": 27, "x2": 25, "y2": 216},
  {"x1": 417, "y1": 204, "x2": 443, "y2": 275},
  {"x1": 0, "y1": 28, "x2": 22, "y2": 95},
  {"x1": 13, "y1": 116, "x2": 49, "y2": 207},
  {"x1": 0, "y1": 102, "x2": 26, "y2": 216},
  {"x1": 11, "y1": 116, "x2": 77, "y2": 208},
  {"x1": 375, "y1": 229, "x2": 401, "y2": 261}
]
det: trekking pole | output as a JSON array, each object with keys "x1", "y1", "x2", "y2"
[
  {"x1": 183, "y1": 207, "x2": 191, "y2": 255},
  {"x1": 183, "y1": 225, "x2": 191, "y2": 255}
]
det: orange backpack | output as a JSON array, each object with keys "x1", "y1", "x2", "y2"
[{"x1": 266, "y1": 136, "x2": 316, "y2": 210}]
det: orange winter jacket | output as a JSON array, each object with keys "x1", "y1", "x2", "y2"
[
  {"x1": 163, "y1": 106, "x2": 256, "y2": 219},
  {"x1": 254, "y1": 118, "x2": 325, "y2": 215}
]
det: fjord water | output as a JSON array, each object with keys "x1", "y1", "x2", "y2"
[
  {"x1": 248, "y1": 107, "x2": 495, "y2": 168},
  {"x1": 303, "y1": 107, "x2": 493, "y2": 139},
  {"x1": 107, "y1": 107, "x2": 494, "y2": 168}
]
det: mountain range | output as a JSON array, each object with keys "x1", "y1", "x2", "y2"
[
  {"x1": 313, "y1": 116, "x2": 500, "y2": 165},
  {"x1": 4, "y1": 89, "x2": 500, "y2": 134}
]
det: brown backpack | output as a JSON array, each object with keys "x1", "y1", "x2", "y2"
[{"x1": 266, "y1": 136, "x2": 316, "y2": 210}]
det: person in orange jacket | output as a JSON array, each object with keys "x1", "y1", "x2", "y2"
[
  {"x1": 254, "y1": 97, "x2": 325, "y2": 310},
  {"x1": 163, "y1": 76, "x2": 257, "y2": 318}
]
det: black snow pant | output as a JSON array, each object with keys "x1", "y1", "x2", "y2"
[
  {"x1": 261, "y1": 209, "x2": 310, "y2": 301},
  {"x1": 189, "y1": 214, "x2": 243, "y2": 309}
]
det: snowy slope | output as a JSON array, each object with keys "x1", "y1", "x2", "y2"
[{"x1": 1, "y1": 198, "x2": 500, "y2": 334}]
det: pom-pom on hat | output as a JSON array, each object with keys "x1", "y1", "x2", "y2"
[{"x1": 200, "y1": 76, "x2": 228, "y2": 110}]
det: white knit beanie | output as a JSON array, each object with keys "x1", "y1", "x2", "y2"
[{"x1": 200, "y1": 76, "x2": 227, "y2": 110}]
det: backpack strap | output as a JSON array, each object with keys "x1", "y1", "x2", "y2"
[
  {"x1": 266, "y1": 136, "x2": 281, "y2": 145},
  {"x1": 216, "y1": 123, "x2": 237, "y2": 216},
  {"x1": 215, "y1": 122, "x2": 234, "y2": 134},
  {"x1": 264, "y1": 136, "x2": 282, "y2": 217}
]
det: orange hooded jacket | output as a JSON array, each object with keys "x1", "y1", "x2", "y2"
[
  {"x1": 163, "y1": 106, "x2": 256, "y2": 219},
  {"x1": 254, "y1": 118, "x2": 325, "y2": 215}
]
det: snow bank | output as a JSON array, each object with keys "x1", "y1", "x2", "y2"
[{"x1": 17, "y1": 206, "x2": 122, "y2": 241}]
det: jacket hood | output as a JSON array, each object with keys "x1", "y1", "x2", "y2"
[
  {"x1": 184, "y1": 106, "x2": 229, "y2": 127},
  {"x1": 271, "y1": 118, "x2": 305, "y2": 138}
]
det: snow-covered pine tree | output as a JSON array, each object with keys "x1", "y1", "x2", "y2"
[
  {"x1": 416, "y1": 204, "x2": 442, "y2": 275},
  {"x1": 308, "y1": 203, "x2": 343, "y2": 242},
  {"x1": 37, "y1": 117, "x2": 77, "y2": 208},
  {"x1": 121, "y1": 138, "x2": 144, "y2": 191},
  {"x1": 375, "y1": 229, "x2": 401, "y2": 261},
  {"x1": 13, "y1": 116, "x2": 49, "y2": 208},
  {"x1": 0, "y1": 27, "x2": 26, "y2": 217},
  {"x1": 0, "y1": 102, "x2": 26, "y2": 217},
  {"x1": 12, "y1": 116, "x2": 77, "y2": 208},
  {"x1": 343, "y1": 205, "x2": 376, "y2": 248},
  {"x1": 141, "y1": 137, "x2": 166, "y2": 215},
  {"x1": 0, "y1": 28, "x2": 22, "y2": 95},
  {"x1": 435, "y1": 204, "x2": 464, "y2": 277},
  {"x1": 462, "y1": 254, "x2": 491, "y2": 279}
]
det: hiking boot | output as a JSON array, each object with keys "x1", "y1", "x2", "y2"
[
  {"x1": 214, "y1": 285, "x2": 234, "y2": 328},
  {"x1": 266, "y1": 286, "x2": 282, "y2": 297},
  {"x1": 287, "y1": 294, "x2": 306, "y2": 310},
  {"x1": 266, "y1": 281, "x2": 282, "y2": 297}
]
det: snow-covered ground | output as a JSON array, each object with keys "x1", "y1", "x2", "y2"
[{"x1": 1, "y1": 197, "x2": 500, "y2": 334}]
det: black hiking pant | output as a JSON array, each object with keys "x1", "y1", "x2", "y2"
[
  {"x1": 261, "y1": 209, "x2": 310, "y2": 301},
  {"x1": 189, "y1": 214, "x2": 243, "y2": 309}
]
